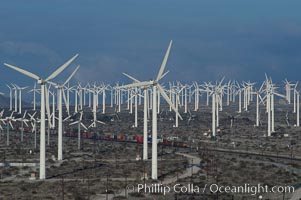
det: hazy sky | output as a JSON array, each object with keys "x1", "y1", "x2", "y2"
[{"x1": 1, "y1": 0, "x2": 301, "y2": 92}]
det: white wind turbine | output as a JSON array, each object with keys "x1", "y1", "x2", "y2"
[
  {"x1": 117, "y1": 40, "x2": 182, "y2": 180},
  {"x1": 88, "y1": 84, "x2": 106, "y2": 129},
  {"x1": 77, "y1": 83, "x2": 84, "y2": 111},
  {"x1": 13, "y1": 84, "x2": 28, "y2": 114},
  {"x1": 64, "y1": 83, "x2": 73, "y2": 112},
  {"x1": 203, "y1": 79, "x2": 224, "y2": 137},
  {"x1": 0, "y1": 110, "x2": 6, "y2": 132},
  {"x1": 48, "y1": 89, "x2": 56, "y2": 129},
  {"x1": 69, "y1": 110, "x2": 88, "y2": 150},
  {"x1": 99, "y1": 84, "x2": 109, "y2": 114},
  {"x1": 183, "y1": 84, "x2": 192, "y2": 113},
  {"x1": 11, "y1": 84, "x2": 18, "y2": 112},
  {"x1": 15, "y1": 110, "x2": 29, "y2": 142},
  {"x1": 28, "y1": 112, "x2": 38, "y2": 149},
  {"x1": 73, "y1": 86, "x2": 79, "y2": 113},
  {"x1": 172, "y1": 85, "x2": 184, "y2": 128},
  {"x1": 109, "y1": 85, "x2": 114, "y2": 108},
  {"x1": 3, "y1": 111, "x2": 15, "y2": 146},
  {"x1": 3, "y1": 53, "x2": 79, "y2": 180},
  {"x1": 48, "y1": 65, "x2": 80, "y2": 161},
  {"x1": 83, "y1": 83, "x2": 89, "y2": 107},
  {"x1": 123, "y1": 72, "x2": 150, "y2": 159},
  {"x1": 122, "y1": 79, "x2": 139, "y2": 128},
  {"x1": 192, "y1": 82, "x2": 200, "y2": 111},
  {"x1": 253, "y1": 83, "x2": 265, "y2": 127},
  {"x1": 235, "y1": 82, "x2": 242, "y2": 113},
  {"x1": 262, "y1": 75, "x2": 286, "y2": 136},
  {"x1": 284, "y1": 79, "x2": 294, "y2": 104},
  {"x1": 6, "y1": 85, "x2": 13, "y2": 110},
  {"x1": 293, "y1": 82, "x2": 299, "y2": 113},
  {"x1": 28, "y1": 83, "x2": 40, "y2": 111}
]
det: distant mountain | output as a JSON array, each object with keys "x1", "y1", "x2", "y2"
[{"x1": 0, "y1": 95, "x2": 31, "y2": 108}]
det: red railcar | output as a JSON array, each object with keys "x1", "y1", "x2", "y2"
[{"x1": 136, "y1": 136, "x2": 143, "y2": 143}]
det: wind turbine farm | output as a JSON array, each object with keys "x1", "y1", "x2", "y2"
[
  {"x1": 0, "y1": 42, "x2": 300, "y2": 199},
  {"x1": 0, "y1": 1, "x2": 301, "y2": 199}
]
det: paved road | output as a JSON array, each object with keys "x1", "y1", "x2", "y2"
[{"x1": 162, "y1": 152, "x2": 201, "y2": 185}]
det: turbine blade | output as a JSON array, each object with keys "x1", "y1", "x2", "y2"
[
  {"x1": 274, "y1": 92, "x2": 286, "y2": 99},
  {"x1": 63, "y1": 65, "x2": 80, "y2": 86},
  {"x1": 63, "y1": 115, "x2": 71, "y2": 122},
  {"x1": 160, "y1": 70, "x2": 170, "y2": 80},
  {"x1": 88, "y1": 122, "x2": 95, "y2": 129},
  {"x1": 156, "y1": 40, "x2": 172, "y2": 82},
  {"x1": 23, "y1": 110, "x2": 27, "y2": 119},
  {"x1": 123, "y1": 72, "x2": 140, "y2": 83},
  {"x1": 3, "y1": 63, "x2": 40, "y2": 81},
  {"x1": 9, "y1": 121, "x2": 14, "y2": 129},
  {"x1": 157, "y1": 84, "x2": 183, "y2": 120},
  {"x1": 81, "y1": 123, "x2": 88, "y2": 130},
  {"x1": 62, "y1": 89, "x2": 70, "y2": 116},
  {"x1": 97, "y1": 120, "x2": 106, "y2": 125},
  {"x1": 69, "y1": 121, "x2": 79, "y2": 126},
  {"x1": 116, "y1": 81, "x2": 153, "y2": 90},
  {"x1": 45, "y1": 54, "x2": 79, "y2": 81}
]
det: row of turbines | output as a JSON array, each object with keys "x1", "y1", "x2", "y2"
[{"x1": 0, "y1": 41, "x2": 300, "y2": 181}]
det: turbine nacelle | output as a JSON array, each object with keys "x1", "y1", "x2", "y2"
[{"x1": 37, "y1": 79, "x2": 43, "y2": 84}]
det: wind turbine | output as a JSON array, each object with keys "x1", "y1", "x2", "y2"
[
  {"x1": 48, "y1": 65, "x2": 79, "y2": 160},
  {"x1": 11, "y1": 84, "x2": 18, "y2": 112},
  {"x1": 13, "y1": 84, "x2": 28, "y2": 114},
  {"x1": 284, "y1": 79, "x2": 294, "y2": 104},
  {"x1": 262, "y1": 75, "x2": 286, "y2": 136},
  {"x1": 117, "y1": 40, "x2": 182, "y2": 180},
  {"x1": 123, "y1": 72, "x2": 150, "y2": 159},
  {"x1": 28, "y1": 83, "x2": 40, "y2": 111},
  {"x1": 0, "y1": 110, "x2": 6, "y2": 132},
  {"x1": 15, "y1": 110, "x2": 29, "y2": 142},
  {"x1": 236, "y1": 82, "x2": 242, "y2": 113},
  {"x1": 100, "y1": 85, "x2": 108, "y2": 114},
  {"x1": 88, "y1": 84, "x2": 106, "y2": 129},
  {"x1": 293, "y1": 82, "x2": 299, "y2": 113},
  {"x1": 253, "y1": 82, "x2": 265, "y2": 127},
  {"x1": 203, "y1": 79, "x2": 225, "y2": 138},
  {"x1": 3, "y1": 111, "x2": 15, "y2": 146},
  {"x1": 6, "y1": 85, "x2": 13, "y2": 110},
  {"x1": 69, "y1": 110, "x2": 88, "y2": 150},
  {"x1": 3, "y1": 53, "x2": 79, "y2": 180},
  {"x1": 28, "y1": 112, "x2": 38, "y2": 149},
  {"x1": 122, "y1": 81, "x2": 139, "y2": 128},
  {"x1": 172, "y1": 86, "x2": 184, "y2": 128}
]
